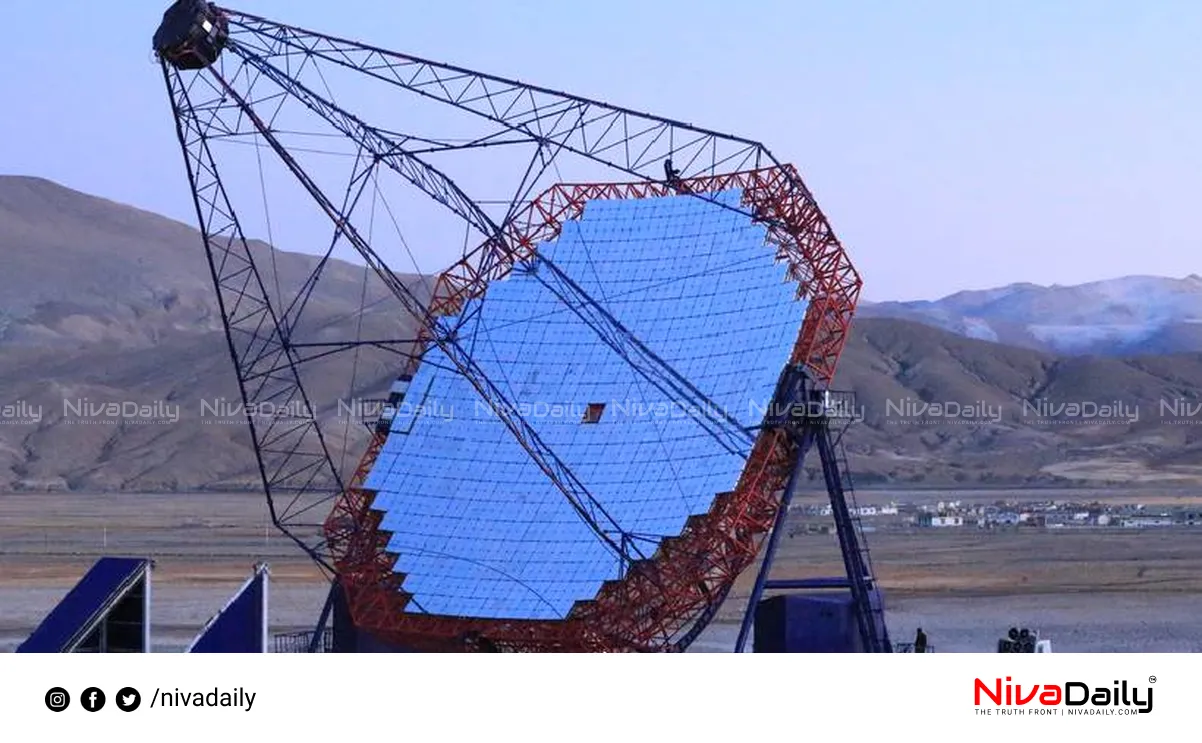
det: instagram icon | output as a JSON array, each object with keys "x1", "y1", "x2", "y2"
[{"x1": 44, "y1": 687, "x2": 70, "y2": 712}]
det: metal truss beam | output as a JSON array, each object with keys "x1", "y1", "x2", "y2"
[
  {"x1": 219, "y1": 7, "x2": 768, "y2": 186},
  {"x1": 230, "y1": 42, "x2": 506, "y2": 248},
  {"x1": 163, "y1": 63, "x2": 344, "y2": 572}
]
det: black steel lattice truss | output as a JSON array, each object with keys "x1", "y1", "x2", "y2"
[{"x1": 158, "y1": 3, "x2": 818, "y2": 573}]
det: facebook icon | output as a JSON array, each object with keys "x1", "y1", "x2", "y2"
[{"x1": 81, "y1": 687, "x2": 106, "y2": 712}]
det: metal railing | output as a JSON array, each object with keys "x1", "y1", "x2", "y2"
[{"x1": 272, "y1": 630, "x2": 332, "y2": 653}]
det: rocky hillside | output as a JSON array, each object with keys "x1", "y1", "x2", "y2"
[{"x1": 3, "y1": 176, "x2": 1202, "y2": 491}]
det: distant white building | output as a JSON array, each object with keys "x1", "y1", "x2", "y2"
[
  {"x1": 919, "y1": 514, "x2": 964, "y2": 527},
  {"x1": 1123, "y1": 517, "x2": 1174, "y2": 528}
]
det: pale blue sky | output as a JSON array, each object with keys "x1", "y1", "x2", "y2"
[{"x1": 2, "y1": 0, "x2": 1199, "y2": 301}]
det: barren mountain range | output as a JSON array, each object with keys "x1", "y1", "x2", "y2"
[
  {"x1": 860, "y1": 275, "x2": 1202, "y2": 356},
  {"x1": 2, "y1": 175, "x2": 1202, "y2": 491}
]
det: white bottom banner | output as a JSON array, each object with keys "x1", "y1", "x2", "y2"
[{"x1": 0, "y1": 653, "x2": 1193, "y2": 741}]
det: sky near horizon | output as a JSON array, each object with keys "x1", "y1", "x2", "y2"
[{"x1": 1, "y1": 0, "x2": 1200, "y2": 302}]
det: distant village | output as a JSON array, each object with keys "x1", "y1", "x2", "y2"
[{"x1": 792, "y1": 499, "x2": 1202, "y2": 532}]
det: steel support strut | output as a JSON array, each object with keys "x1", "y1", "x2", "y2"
[
  {"x1": 733, "y1": 425, "x2": 814, "y2": 652},
  {"x1": 735, "y1": 366, "x2": 890, "y2": 653},
  {"x1": 815, "y1": 414, "x2": 890, "y2": 652}
]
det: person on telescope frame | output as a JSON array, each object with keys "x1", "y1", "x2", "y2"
[
  {"x1": 663, "y1": 158, "x2": 683, "y2": 191},
  {"x1": 914, "y1": 628, "x2": 927, "y2": 653}
]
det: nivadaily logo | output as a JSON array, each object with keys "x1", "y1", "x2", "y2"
[{"x1": 974, "y1": 677, "x2": 1153, "y2": 715}]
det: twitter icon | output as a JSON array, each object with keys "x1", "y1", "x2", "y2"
[{"x1": 116, "y1": 687, "x2": 141, "y2": 712}]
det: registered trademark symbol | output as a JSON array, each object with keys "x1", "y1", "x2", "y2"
[{"x1": 1149, "y1": 676, "x2": 1157, "y2": 684}]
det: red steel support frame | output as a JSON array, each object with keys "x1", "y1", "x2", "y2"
[{"x1": 323, "y1": 164, "x2": 862, "y2": 651}]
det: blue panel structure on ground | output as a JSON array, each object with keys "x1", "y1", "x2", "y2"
[
  {"x1": 364, "y1": 189, "x2": 807, "y2": 620},
  {"x1": 18, "y1": 557, "x2": 148, "y2": 652},
  {"x1": 188, "y1": 567, "x2": 268, "y2": 653}
]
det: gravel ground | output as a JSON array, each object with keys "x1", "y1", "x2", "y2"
[
  {"x1": 691, "y1": 593, "x2": 1202, "y2": 653},
  {"x1": 2, "y1": 492, "x2": 1200, "y2": 652}
]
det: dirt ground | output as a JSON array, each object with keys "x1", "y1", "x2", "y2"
[
  {"x1": 0, "y1": 492, "x2": 326, "y2": 651},
  {"x1": 2, "y1": 491, "x2": 1200, "y2": 652}
]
